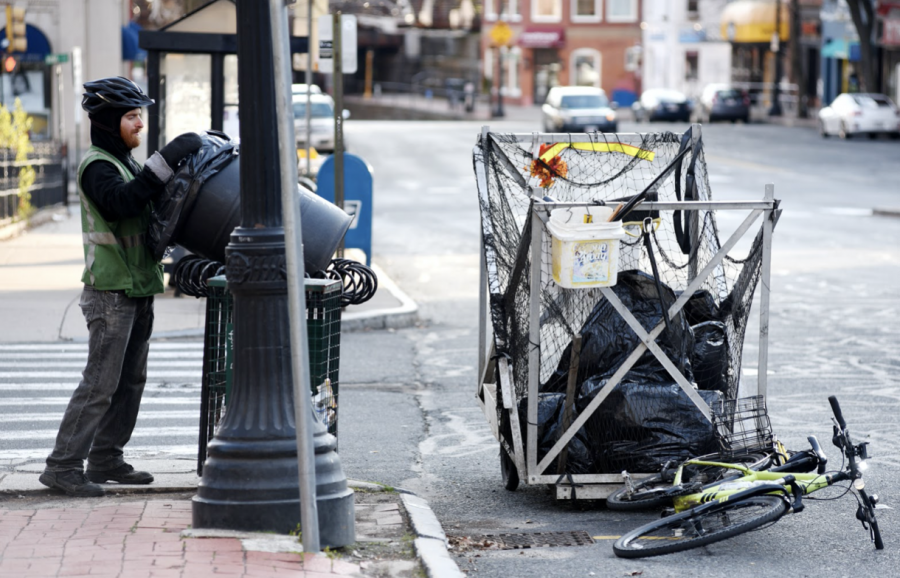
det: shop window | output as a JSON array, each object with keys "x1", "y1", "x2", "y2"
[
  {"x1": 687, "y1": 0, "x2": 699, "y2": 19},
  {"x1": 486, "y1": 0, "x2": 521, "y2": 21},
  {"x1": 606, "y1": 0, "x2": 636, "y2": 23},
  {"x1": 572, "y1": 0, "x2": 601, "y2": 22},
  {"x1": 571, "y1": 48, "x2": 601, "y2": 88},
  {"x1": 533, "y1": 0, "x2": 562, "y2": 22},
  {"x1": 685, "y1": 51, "x2": 698, "y2": 81}
]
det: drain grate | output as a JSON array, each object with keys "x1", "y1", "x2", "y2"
[{"x1": 449, "y1": 531, "x2": 594, "y2": 551}]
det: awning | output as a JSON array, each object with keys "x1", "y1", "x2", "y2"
[
  {"x1": 518, "y1": 28, "x2": 565, "y2": 49},
  {"x1": 821, "y1": 38, "x2": 860, "y2": 61},
  {"x1": 720, "y1": 0, "x2": 790, "y2": 44}
]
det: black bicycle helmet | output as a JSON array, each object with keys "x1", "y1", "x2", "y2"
[{"x1": 82, "y1": 76, "x2": 154, "y2": 114}]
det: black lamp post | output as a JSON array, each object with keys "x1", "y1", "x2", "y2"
[
  {"x1": 769, "y1": 0, "x2": 783, "y2": 116},
  {"x1": 192, "y1": 0, "x2": 353, "y2": 544}
]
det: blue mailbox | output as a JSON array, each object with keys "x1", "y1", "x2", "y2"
[{"x1": 316, "y1": 153, "x2": 373, "y2": 266}]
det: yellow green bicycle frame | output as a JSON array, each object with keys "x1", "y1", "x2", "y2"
[{"x1": 671, "y1": 460, "x2": 835, "y2": 513}]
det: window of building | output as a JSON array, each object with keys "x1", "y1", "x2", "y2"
[
  {"x1": 570, "y1": 48, "x2": 601, "y2": 87},
  {"x1": 572, "y1": 0, "x2": 601, "y2": 22},
  {"x1": 606, "y1": 0, "x2": 637, "y2": 23},
  {"x1": 685, "y1": 51, "x2": 699, "y2": 81},
  {"x1": 486, "y1": 0, "x2": 522, "y2": 21},
  {"x1": 687, "y1": 0, "x2": 699, "y2": 17},
  {"x1": 533, "y1": 0, "x2": 562, "y2": 22}
]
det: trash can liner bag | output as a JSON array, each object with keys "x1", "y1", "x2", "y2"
[{"x1": 149, "y1": 130, "x2": 352, "y2": 272}]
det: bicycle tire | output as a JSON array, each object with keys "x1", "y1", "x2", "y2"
[
  {"x1": 607, "y1": 476, "x2": 701, "y2": 511},
  {"x1": 606, "y1": 452, "x2": 769, "y2": 512},
  {"x1": 613, "y1": 495, "x2": 788, "y2": 558},
  {"x1": 860, "y1": 489, "x2": 884, "y2": 550}
]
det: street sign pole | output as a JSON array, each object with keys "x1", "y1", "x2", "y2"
[{"x1": 333, "y1": 11, "x2": 344, "y2": 258}]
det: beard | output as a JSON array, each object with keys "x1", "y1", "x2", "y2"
[{"x1": 121, "y1": 130, "x2": 142, "y2": 150}]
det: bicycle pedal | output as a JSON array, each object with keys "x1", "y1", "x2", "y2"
[{"x1": 660, "y1": 507, "x2": 676, "y2": 518}]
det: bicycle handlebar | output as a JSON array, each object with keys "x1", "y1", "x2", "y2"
[{"x1": 828, "y1": 395, "x2": 847, "y2": 430}]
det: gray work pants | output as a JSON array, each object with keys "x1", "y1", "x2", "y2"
[{"x1": 45, "y1": 285, "x2": 154, "y2": 473}]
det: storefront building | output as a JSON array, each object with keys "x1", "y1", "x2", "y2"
[{"x1": 481, "y1": 0, "x2": 641, "y2": 107}]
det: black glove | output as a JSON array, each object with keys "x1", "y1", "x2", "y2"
[
  {"x1": 160, "y1": 133, "x2": 203, "y2": 168},
  {"x1": 145, "y1": 132, "x2": 203, "y2": 183}
]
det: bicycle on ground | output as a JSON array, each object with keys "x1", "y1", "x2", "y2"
[{"x1": 612, "y1": 396, "x2": 883, "y2": 558}]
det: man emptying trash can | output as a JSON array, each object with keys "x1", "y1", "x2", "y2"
[{"x1": 39, "y1": 77, "x2": 202, "y2": 497}]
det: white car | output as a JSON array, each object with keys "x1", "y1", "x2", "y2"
[
  {"x1": 292, "y1": 93, "x2": 350, "y2": 153},
  {"x1": 541, "y1": 86, "x2": 617, "y2": 133},
  {"x1": 818, "y1": 93, "x2": 900, "y2": 139}
]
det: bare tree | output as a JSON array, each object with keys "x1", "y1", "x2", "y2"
[
  {"x1": 845, "y1": 0, "x2": 876, "y2": 93},
  {"x1": 789, "y1": 0, "x2": 807, "y2": 116}
]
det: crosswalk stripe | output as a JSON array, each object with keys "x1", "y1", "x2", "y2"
[
  {"x1": 0, "y1": 343, "x2": 203, "y2": 351},
  {"x1": 0, "y1": 426, "x2": 199, "y2": 441},
  {"x1": 0, "y1": 352, "x2": 203, "y2": 360},
  {"x1": 3, "y1": 411, "x2": 201, "y2": 422},
  {"x1": 0, "y1": 397, "x2": 200, "y2": 405},
  {"x1": 0, "y1": 361, "x2": 202, "y2": 368},
  {"x1": 2, "y1": 445, "x2": 201, "y2": 461},
  {"x1": 0, "y1": 371, "x2": 201, "y2": 379},
  {"x1": 0, "y1": 383, "x2": 201, "y2": 391}
]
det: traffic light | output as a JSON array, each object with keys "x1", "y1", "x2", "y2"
[
  {"x1": 6, "y1": 5, "x2": 26, "y2": 53},
  {"x1": 3, "y1": 54, "x2": 16, "y2": 73}
]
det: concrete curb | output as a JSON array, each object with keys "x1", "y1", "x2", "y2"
[
  {"x1": 400, "y1": 493, "x2": 464, "y2": 578},
  {"x1": 340, "y1": 263, "x2": 418, "y2": 331}
]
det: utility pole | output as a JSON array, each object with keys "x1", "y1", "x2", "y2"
[{"x1": 769, "y1": 0, "x2": 783, "y2": 116}]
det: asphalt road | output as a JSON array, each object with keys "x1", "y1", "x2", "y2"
[
  {"x1": 2, "y1": 118, "x2": 897, "y2": 577},
  {"x1": 341, "y1": 118, "x2": 900, "y2": 576}
]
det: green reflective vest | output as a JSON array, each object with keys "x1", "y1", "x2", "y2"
[{"x1": 77, "y1": 146, "x2": 164, "y2": 297}]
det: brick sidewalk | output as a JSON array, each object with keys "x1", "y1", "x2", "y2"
[{"x1": 0, "y1": 500, "x2": 363, "y2": 578}]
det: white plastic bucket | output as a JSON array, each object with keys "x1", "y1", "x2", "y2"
[{"x1": 547, "y1": 206, "x2": 625, "y2": 289}]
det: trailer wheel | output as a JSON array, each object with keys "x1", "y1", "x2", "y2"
[{"x1": 500, "y1": 445, "x2": 519, "y2": 491}]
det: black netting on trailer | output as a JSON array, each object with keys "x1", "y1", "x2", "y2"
[{"x1": 474, "y1": 129, "x2": 774, "y2": 474}]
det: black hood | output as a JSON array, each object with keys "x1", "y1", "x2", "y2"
[{"x1": 88, "y1": 107, "x2": 142, "y2": 176}]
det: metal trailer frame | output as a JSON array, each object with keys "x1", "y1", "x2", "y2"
[{"x1": 474, "y1": 126, "x2": 779, "y2": 500}]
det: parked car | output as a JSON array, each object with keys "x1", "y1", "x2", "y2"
[
  {"x1": 698, "y1": 84, "x2": 750, "y2": 123},
  {"x1": 818, "y1": 93, "x2": 900, "y2": 139},
  {"x1": 292, "y1": 93, "x2": 350, "y2": 153},
  {"x1": 542, "y1": 86, "x2": 617, "y2": 133},
  {"x1": 632, "y1": 88, "x2": 692, "y2": 122}
]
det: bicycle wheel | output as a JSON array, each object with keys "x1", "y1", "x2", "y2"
[
  {"x1": 607, "y1": 453, "x2": 768, "y2": 512},
  {"x1": 859, "y1": 489, "x2": 884, "y2": 550},
  {"x1": 613, "y1": 495, "x2": 788, "y2": 558},
  {"x1": 607, "y1": 476, "x2": 700, "y2": 511}
]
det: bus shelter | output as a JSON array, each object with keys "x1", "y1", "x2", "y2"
[{"x1": 138, "y1": 0, "x2": 308, "y2": 152}]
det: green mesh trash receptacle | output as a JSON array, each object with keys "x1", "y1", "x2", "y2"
[{"x1": 198, "y1": 276, "x2": 343, "y2": 475}]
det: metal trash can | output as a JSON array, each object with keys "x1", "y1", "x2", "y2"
[{"x1": 197, "y1": 275, "x2": 343, "y2": 475}]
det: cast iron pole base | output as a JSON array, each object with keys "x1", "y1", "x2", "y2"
[{"x1": 192, "y1": 228, "x2": 355, "y2": 547}]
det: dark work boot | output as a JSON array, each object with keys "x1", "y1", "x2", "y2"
[
  {"x1": 86, "y1": 463, "x2": 154, "y2": 485},
  {"x1": 39, "y1": 470, "x2": 106, "y2": 497}
]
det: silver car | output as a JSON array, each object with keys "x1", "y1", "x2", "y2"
[
  {"x1": 292, "y1": 94, "x2": 350, "y2": 153},
  {"x1": 541, "y1": 86, "x2": 618, "y2": 133}
]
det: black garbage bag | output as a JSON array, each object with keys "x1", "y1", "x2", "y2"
[
  {"x1": 681, "y1": 289, "x2": 719, "y2": 325},
  {"x1": 542, "y1": 270, "x2": 695, "y2": 394},
  {"x1": 516, "y1": 393, "x2": 593, "y2": 475},
  {"x1": 691, "y1": 321, "x2": 729, "y2": 394},
  {"x1": 148, "y1": 131, "x2": 238, "y2": 262},
  {"x1": 577, "y1": 380, "x2": 721, "y2": 473}
]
